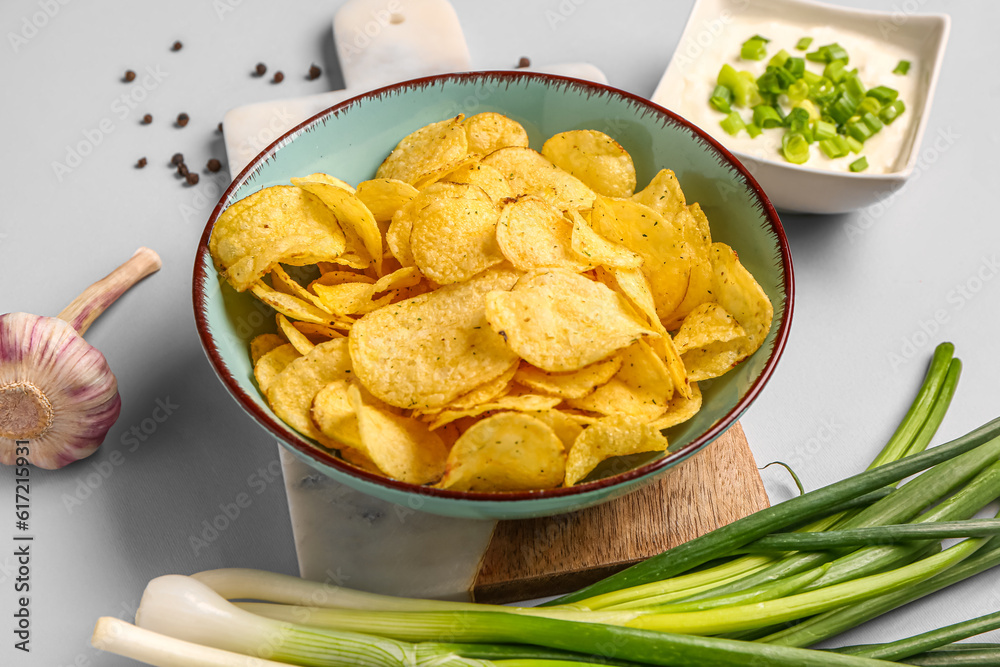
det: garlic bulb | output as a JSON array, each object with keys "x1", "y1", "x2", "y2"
[{"x1": 0, "y1": 247, "x2": 160, "y2": 469}]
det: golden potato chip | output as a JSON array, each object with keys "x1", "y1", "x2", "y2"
[
  {"x1": 210, "y1": 186, "x2": 347, "y2": 292},
  {"x1": 541, "y1": 130, "x2": 636, "y2": 198},
  {"x1": 372, "y1": 266, "x2": 422, "y2": 293},
  {"x1": 481, "y1": 147, "x2": 595, "y2": 211},
  {"x1": 591, "y1": 195, "x2": 693, "y2": 319},
  {"x1": 409, "y1": 183, "x2": 504, "y2": 284},
  {"x1": 427, "y1": 392, "x2": 562, "y2": 430},
  {"x1": 250, "y1": 333, "x2": 285, "y2": 365},
  {"x1": 564, "y1": 416, "x2": 669, "y2": 486},
  {"x1": 711, "y1": 242, "x2": 774, "y2": 353},
  {"x1": 312, "y1": 379, "x2": 362, "y2": 449},
  {"x1": 355, "y1": 178, "x2": 419, "y2": 223},
  {"x1": 496, "y1": 196, "x2": 592, "y2": 272},
  {"x1": 485, "y1": 268, "x2": 657, "y2": 372},
  {"x1": 292, "y1": 178, "x2": 382, "y2": 273},
  {"x1": 531, "y1": 410, "x2": 585, "y2": 451},
  {"x1": 267, "y1": 339, "x2": 354, "y2": 447},
  {"x1": 312, "y1": 270, "x2": 375, "y2": 286},
  {"x1": 350, "y1": 384, "x2": 448, "y2": 484},
  {"x1": 568, "y1": 209, "x2": 642, "y2": 270},
  {"x1": 632, "y1": 168, "x2": 686, "y2": 221},
  {"x1": 413, "y1": 153, "x2": 482, "y2": 190},
  {"x1": 444, "y1": 361, "x2": 519, "y2": 411},
  {"x1": 249, "y1": 281, "x2": 336, "y2": 324},
  {"x1": 385, "y1": 194, "x2": 423, "y2": 268},
  {"x1": 663, "y1": 204, "x2": 715, "y2": 328},
  {"x1": 438, "y1": 413, "x2": 565, "y2": 491},
  {"x1": 375, "y1": 116, "x2": 469, "y2": 185},
  {"x1": 650, "y1": 381, "x2": 702, "y2": 430},
  {"x1": 566, "y1": 340, "x2": 673, "y2": 421},
  {"x1": 464, "y1": 112, "x2": 530, "y2": 154},
  {"x1": 515, "y1": 356, "x2": 623, "y2": 400},
  {"x1": 673, "y1": 302, "x2": 747, "y2": 355},
  {"x1": 254, "y1": 343, "x2": 301, "y2": 394},
  {"x1": 270, "y1": 265, "x2": 328, "y2": 311},
  {"x1": 349, "y1": 267, "x2": 521, "y2": 410},
  {"x1": 340, "y1": 447, "x2": 382, "y2": 475},
  {"x1": 312, "y1": 281, "x2": 379, "y2": 316},
  {"x1": 444, "y1": 162, "x2": 513, "y2": 203},
  {"x1": 276, "y1": 313, "x2": 315, "y2": 356},
  {"x1": 293, "y1": 321, "x2": 346, "y2": 341},
  {"x1": 293, "y1": 172, "x2": 356, "y2": 193}
]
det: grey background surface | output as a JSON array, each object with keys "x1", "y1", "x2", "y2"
[{"x1": 1, "y1": 0, "x2": 999, "y2": 664}]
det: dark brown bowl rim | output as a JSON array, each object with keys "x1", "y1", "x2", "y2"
[{"x1": 193, "y1": 70, "x2": 794, "y2": 504}]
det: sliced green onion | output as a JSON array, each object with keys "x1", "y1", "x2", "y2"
[
  {"x1": 828, "y1": 90, "x2": 861, "y2": 124},
  {"x1": 753, "y1": 105, "x2": 783, "y2": 128},
  {"x1": 807, "y1": 43, "x2": 849, "y2": 64},
  {"x1": 741, "y1": 37, "x2": 768, "y2": 61},
  {"x1": 846, "y1": 136, "x2": 864, "y2": 154},
  {"x1": 768, "y1": 48, "x2": 791, "y2": 68},
  {"x1": 850, "y1": 156, "x2": 869, "y2": 172},
  {"x1": 846, "y1": 118, "x2": 873, "y2": 143},
  {"x1": 823, "y1": 60, "x2": 848, "y2": 83},
  {"x1": 720, "y1": 111, "x2": 746, "y2": 136},
  {"x1": 786, "y1": 79, "x2": 810, "y2": 104},
  {"x1": 746, "y1": 122, "x2": 762, "y2": 138},
  {"x1": 857, "y1": 96, "x2": 882, "y2": 117},
  {"x1": 820, "y1": 136, "x2": 850, "y2": 159},
  {"x1": 879, "y1": 99, "x2": 906, "y2": 124},
  {"x1": 710, "y1": 85, "x2": 734, "y2": 113},
  {"x1": 843, "y1": 71, "x2": 866, "y2": 99},
  {"x1": 813, "y1": 120, "x2": 837, "y2": 142},
  {"x1": 894, "y1": 59, "x2": 911, "y2": 75},
  {"x1": 861, "y1": 111, "x2": 884, "y2": 133},
  {"x1": 796, "y1": 37, "x2": 813, "y2": 50},
  {"x1": 867, "y1": 85, "x2": 899, "y2": 104},
  {"x1": 783, "y1": 56, "x2": 805, "y2": 78},
  {"x1": 718, "y1": 64, "x2": 761, "y2": 107},
  {"x1": 782, "y1": 132, "x2": 810, "y2": 164}
]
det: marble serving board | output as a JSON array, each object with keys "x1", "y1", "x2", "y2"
[{"x1": 220, "y1": 0, "x2": 770, "y2": 604}]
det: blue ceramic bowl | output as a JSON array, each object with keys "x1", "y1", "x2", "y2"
[{"x1": 194, "y1": 71, "x2": 794, "y2": 520}]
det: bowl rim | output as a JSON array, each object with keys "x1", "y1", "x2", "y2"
[
  {"x1": 653, "y1": 0, "x2": 951, "y2": 181},
  {"x1": 193, "y1": 69, "x2": 795, "y2": 504}
]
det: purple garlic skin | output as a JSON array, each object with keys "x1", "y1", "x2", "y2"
[{"x1": 0, "y1": 313, "x2": 121, "y2": 469}]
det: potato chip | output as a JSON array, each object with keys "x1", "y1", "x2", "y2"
[
  {"x1": 350, "y1": 384, "x2": 448, "y2": 484},
  {"x1": 312, "y1": 270, "x2": 375, "y2": 286},
  {"x1": 542, "y1": 130, "x2": 636, "y2": 198},
  {"x1": 250, "y1": 333, "x2": 285, "y2": 365},
  {"x1": 340, "y1": 447, "x2": 382, "y2": 474},
  {"x1": 355, "y1": 178, "x2": 419, "y2": 223},
  {"x1": 673, "y1": 302, "x2": 747, "y2": 354},
  {"x1": 531, "y1": 410, "x2": 585, "y2": 451},
  {"x1": 349, "y1": 267, "x2": 521, "y2": 410},
  {"x1": 293, "y1": 178, "x2": 383, "y2": 274},
  {"x1": 413, "y1": 153, "x2": 482, "y2": 190},
  {"x1": 249, "y1": 281, "x2": 336, "y2": 324},
  {"x1": 293, "y1": 172, "x2": 356, "y2": 193},
  {"x1": 650, "y1": 381, "x2": 702, "y2": 430},
  {"x1": 663, "y1": 204, "x2": 715, "y2": 328},
  {"x1": 210, "y1": 186, "x2": 346, "y2": 291},
  {"x1": 568, "y1": 209, "x2": 642, "y2": 270},
  {"x1": 566, "y1": 340, "x2": 673, "y2": 421},
  {"x1": 438, "y1": 413, "x2": 565, "y2": 491},
  {"x1": 444, "y1": 361, "x2": 519, "y2": 411},
  {"x1": 591, "y1": 195, "x2": 692, "y2": 319},
  {"x1": 481, "y1": 147, "x2": 595, "y2": 211},
  {"x1": 515, "y1": 356, "x2": 623, "y2": 400},
  {"x1": 375, "y1": 116, "x2": 469, "y2": 185},
  {"x1": 311, "y1": 379, "x2": 362, "y2": 449},
  {"x1": 485, "y1": 268, "x2": 657, "y2": 372},
  {"x1": 444, "y1": 162, "x2": 513, "y2": 204},
  {"x1": 409, "y1": 183, "x2": 504, "y2": 284},
  {"x1": 564, "y1": 416, "x2": 668, "y2": 486},
  {"x1": 427, "y1": 391, "x2": 562, "y2": 430},
  {"x1": 632, "y1": 168, "x2": 686, "y2": 221},
  {"x1": 276, "y1": 313, "x2": 315, "y2": 356},
  {"x1": 293, "y1": 321, "x2": 345, "y2": 341},
  {"x1": 267, "y1": 338, "x2": 354, "y2": 447},
  {"x1": 711, "y1": 242, "x2": 774, "y2": 353},
  {"x1": 312, "y1": 281, "x2": 379, "y2": 316},
  {"x1": 496, "y1": 196, "x2": 592, "y2": 272},
  {"x1": 253, "y1": 343, "x2": 301, "y2": 394},
  {"x1": 270, "y1": 266, "x2": 327, "y2": 310},
  {"x1": 464, "y1": 112, "x2": 530, "y2": 154}
]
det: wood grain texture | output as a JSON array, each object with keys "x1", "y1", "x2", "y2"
[{"x1": 472, "y1": 422, "x2": 769, "y2": 603}]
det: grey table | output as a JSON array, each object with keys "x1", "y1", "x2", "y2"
[{"x1": 2, "y1": 0, "x2": 998, "y2": 664}]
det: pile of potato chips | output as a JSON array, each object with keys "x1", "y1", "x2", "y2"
[{"x1": 209, "y1": 112, "x2": 773, "y2": 492}]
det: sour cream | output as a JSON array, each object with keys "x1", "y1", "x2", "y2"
[{"x1": 671, "y1": 22, "x2": 922, "y2": 174}]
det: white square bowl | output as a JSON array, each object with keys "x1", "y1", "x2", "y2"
[{"x1": 652, "y1": 0, "x2": 949, "y2": 214}]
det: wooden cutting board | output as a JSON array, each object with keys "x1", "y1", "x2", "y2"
[{"x1": 472, "y1": 422, "x2": 770, "y2": 603}]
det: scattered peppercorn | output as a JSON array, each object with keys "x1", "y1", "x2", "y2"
[
  {"x1": 272, "y1": 71, "x2": 284, "y2": 83},
  {"x1": 186, "y1": 172, "x2": 200, "y2": 185},
  {"x1": 141, "y1": 114, "x2": 153, "y2": 124},
  {"x1": 171, "y1": 40, "x2": 183, "y2": 51},
  {"x1": 308, "y1": 64, "x2": 322, "y2": 80},
  {"x1": 136, "y1": 157, "x2": 147, "y2": 169},
  {"x1": 171, "y1": 153, "x2": 184, "y2": 166},
  {"x1": 217, "y1": 122, "x2": 223, "y2": 133},
  {"x1": 124, "y1": 70, "x2": 136, "y2": 82},
  {"x1": 517, "y1": 56, "x2": 531, "y2": 68},
  {"x1": 176, "y1": 112, "x2": 190, "y2": 127},
  {"x1": 177, "y1": 163, "x2": 189, "y2": 177},
  {"x1": 255, "y1": 63, "x2": 267, "y2": 76},
  {"x1": 206, "y1": 158, "x2": 222, "y2": 173}
]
